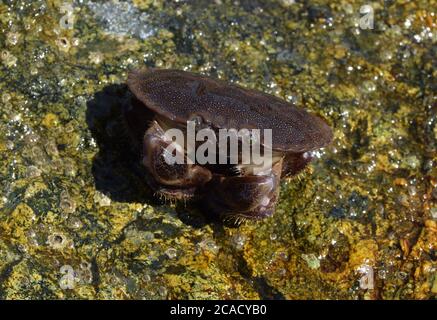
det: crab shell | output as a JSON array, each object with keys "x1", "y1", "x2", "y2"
[{"x1": 127, "y1": 68, "x2": 333, "y2": 153}]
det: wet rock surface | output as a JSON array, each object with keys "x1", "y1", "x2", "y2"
[{"x1": 0, "y1": 0, "x2": 436, "y2": 299}]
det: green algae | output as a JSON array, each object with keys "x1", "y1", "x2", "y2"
[{"x1": 0, "y1": 0, "x2": 436, "y2": 299}]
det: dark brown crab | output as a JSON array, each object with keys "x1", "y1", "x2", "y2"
[{"x1": 125, "y1": 68, "x2": 332, "y2": 220}]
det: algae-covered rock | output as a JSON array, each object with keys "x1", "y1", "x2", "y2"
[{"x1": 0, "y1": 0, "x2": 435, "y2": 299}]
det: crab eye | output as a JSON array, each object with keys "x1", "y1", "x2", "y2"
[
  {"x1": 189, "y1": 114, "x2": 204, "y2": 128},
  {"x1": 303, "y1": 151, "x2": 311, "y2": 159}
]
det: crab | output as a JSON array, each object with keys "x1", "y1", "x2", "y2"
[{"x1": 125, "y1": 68, "x2": 333, "y2": 220}]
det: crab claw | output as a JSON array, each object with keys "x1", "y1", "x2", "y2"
[{"x1": 201, "y1": 160, "x2": 282, "y2": 220}]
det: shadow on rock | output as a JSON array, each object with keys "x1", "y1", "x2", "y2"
[
  {"x1": 86, "y1": 84, "x2": 156, "y2": 204},
  {"x1": 86, "y1": 84, "x2": 215, "y2": 228}
]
